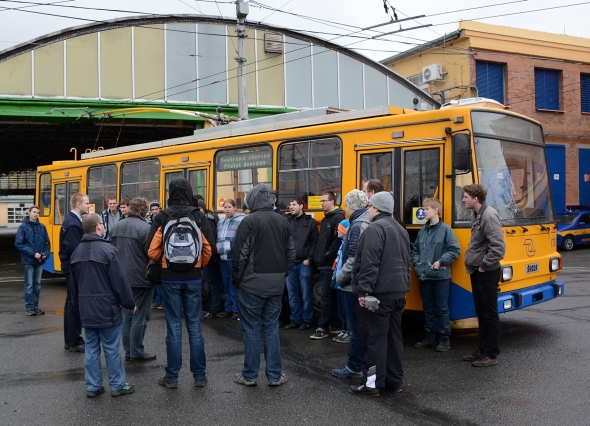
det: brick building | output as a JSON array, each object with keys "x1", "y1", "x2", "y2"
[{"x1": 381, "y1": 21, "x2": 590, "y2": 210}]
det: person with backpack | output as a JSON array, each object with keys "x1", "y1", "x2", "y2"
[
  {"x1": 147, "y1": 178, "x2": 215, "y2": 389},
  {"x1": 215, "y1": 199, "x2": 246, "y2": 320}
]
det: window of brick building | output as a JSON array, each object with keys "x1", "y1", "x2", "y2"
[
  {"x1": 476, "y1": 61, "x2": 505, "y2": 104},
  {"x1": 581, "y1": 74, "x2": 590, "y2": 113},
  {"x1": 535, "y1": 69, "x2": 560, "y2": 110}
]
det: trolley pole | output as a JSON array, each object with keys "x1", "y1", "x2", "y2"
[{"x1": 236, "y1": 0, "x2": 249, "y2": 120}]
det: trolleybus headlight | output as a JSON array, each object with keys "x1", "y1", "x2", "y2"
[
  {"x1": 503, "y1": 299, "x2": 513, "y2": 310},
  {"x1": 549, "y1": 257, "x2": 561, "y2": 272},
  {"x1": 501, "y1": 266, "x2": 513, "y2": 282}
]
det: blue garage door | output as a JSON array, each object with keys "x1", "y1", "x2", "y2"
[
  {"x1": 580, "y1": 148, "x2": 590, "y2": 206},
  {"x1": 546, "y1": 145, "x2": 566, "y2": 213}
]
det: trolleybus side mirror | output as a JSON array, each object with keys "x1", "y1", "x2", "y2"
[{"x1": 452, "y1": 133, "x2": 472, "y2": 172}]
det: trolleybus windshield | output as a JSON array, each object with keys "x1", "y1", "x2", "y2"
[{"x1": 471, "y1": 112, "x2": 553, "y2": 226}]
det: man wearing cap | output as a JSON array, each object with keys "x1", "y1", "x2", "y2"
[{"x1": 350, "y1": 191, "x2": 410, "y2": 397}]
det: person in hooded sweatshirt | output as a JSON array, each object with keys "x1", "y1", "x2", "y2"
[
  {"x1": 147, "y1": 178, "x2": 216, "y2": 389},
  {"x1": 231, "y1": 184, "x2": 295, "y2": 387}
]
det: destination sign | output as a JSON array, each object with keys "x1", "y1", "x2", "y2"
[{"x1": 217, "y1": 151, "x2": 272, "y2": 171}]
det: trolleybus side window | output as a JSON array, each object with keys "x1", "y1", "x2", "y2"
[
  {"x1": 121, "y1": 160, "x2": 160, "y2": 201},
  {"x1": 38, "y1": 173, "x2": 51, "y2": 217},
  {"x1": 215, "y1": 146, "x2": 272, "y2": 211},
  {"x1": 360, "y1": 152, "x2": 393, "y2": 192},
  {"x1": 87, "y1": 165, "x2": 117, "y2": 214},
  {"x1": 164, "y1": 169, "x2": 207, "y2": 206},
  {"x1": 277, "y1": 138, "x2": 341, "y2": 209},
  {"x1": 403, "y1": 149, "x2": 440, "y2": 225}
]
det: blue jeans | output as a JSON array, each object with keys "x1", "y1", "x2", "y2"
[
  {"x1": 220, "y1": 260, "x2": 237, "y2": 313},
  {"x1": 23, "y1": 263, "x2": 42, "y2": 309},
  {"x1": 203, "y1": 263, "x2": 222, "y2": 312},
  {"x1": 162, "y1": 281, "x2": 206, "y2": 382},
  {"x1": 341, "y1": 290, "x2": 364, "y2": 373},
  {"x1": 122, "y1": 287, "x2": 154, "y2": 358},
  {"x1": 237, "y1": 289, "x2": 283, "y2": 382},
  {"x1": 317, "y1": 268, "x2": 339, "y2": 331},
  {"x1": 84, "y1": 326, "x2": 126, "y2": 392},
  {"x1": 285, "y1": 262, "x2": 314, "y2": 324},
  {"x1": 419, "y1": 279, "x2": 451, "y2": 335},
  {"x1": 152, "y1": 285, "x2": 162, "y2": 305}
]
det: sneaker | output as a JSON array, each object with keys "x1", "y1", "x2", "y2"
[
  {"x1": 414, "y1": 338, "x2": 436, "y2": 349},
  {"x1": 201, "y1": 311, "x2": 212, "y2": 319},
  {"x1": 151, "y1": 303, "x2": 158, "y2": 309},
  {"x1": 284, "y1": 321, "x2": 300, "y2": 330},
  {"x1": 310, "y1": 328, "x2": 330, "y2": 340},
  {"x1": 436, "y1": 341, "x2": 450, "y2": 352},
  {"x1": 26, "y1": 309, "x2": 36, "y2": 316},
  {"x1": 472, "y1": 356, "x2": 498, "y2": 367},
  {"x1": 232, "y1": 313, "x2": 240, "y2": 321},
  {"x1": 194, "y1": 377, "x2": 208, "y2": 387},
  {"x1": 158, "y1": 376, "x2": 178, "y2": 389},
  {"x1": 268, "y1": 373, "x2": 288, "y2": 387},
  {"x1": 216, "y1": 311, "x2": 231, "y2": 318},
  {"x1": 234, "y1": 373, "x2": 257, "y2": 386},
  {"x1": 86, "y1": 386, "x2": 105, "y2": 398},
  {"x1": 462, "y1": 349, "x2": 483, "y2": 362},
  {"x1": 299, "y1": 322, "x2": 311, "y2": 330},
  {"x1": 111, "y1": 383, "x2": 135, "y2": 397},
  {"x1": 333, "y1": 331, "x2": 351, "y2": 343},
  {"x1": 349, "y1": 384, "x2": 379, "y2": 397},
  {"x1": 34, "y1": 308, "x2": 45, "y2": 315},
  {"x1": 129, "y1": 353, "x2": 156, "y2": 362},
  {"x1": 125, "y1": 355, "x2": 130, "y2": 361},
  {"x1": 329, "y1": 326, "x2": 342, "y2": 334},
  {"x1": 332, "y1": 366, "x2": 363, "y2": 379}
]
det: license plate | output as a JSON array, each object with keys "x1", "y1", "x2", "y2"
[{"x1": 526, "y1": 263, "x2": 539, "y2": 274}]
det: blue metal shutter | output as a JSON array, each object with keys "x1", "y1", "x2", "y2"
[
  {"x1": 476, "y1": 61, "x2": 505, "y2": 104},
  {"x1": 535, "y1": 69, "x2": 560, "y2": 110},
  {"x1": 581, "y1": 74, "x2": 590, "y2": 113}
]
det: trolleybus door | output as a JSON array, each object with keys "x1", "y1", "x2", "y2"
[{"x1": 53, "y1": 180, "x2": 80, "y2": 272}]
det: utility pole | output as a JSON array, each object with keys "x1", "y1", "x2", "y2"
[{"x1": 236, "y1": 0, "x2": 249, "y2": 120}]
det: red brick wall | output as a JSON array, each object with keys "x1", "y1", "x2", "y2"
[{"x1": 469, "y1": 50, "x2": 590, "y2": 204}]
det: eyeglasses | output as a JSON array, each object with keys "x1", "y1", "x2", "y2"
[{"x1": 319, "y1": 199, "x2": 331, "y2": 203}]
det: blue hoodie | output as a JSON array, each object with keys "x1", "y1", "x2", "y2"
[{"x1": 15, "y1": 216, "x2": 50, "y2": 265}]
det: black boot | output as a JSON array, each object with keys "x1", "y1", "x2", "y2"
[{"x1": 436, "y1": 332, "x2": 450, "y2": 352}]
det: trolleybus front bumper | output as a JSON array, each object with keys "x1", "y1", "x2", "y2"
[{"x1": 497, "y1": 281, "x2": 564, "y2": 313}]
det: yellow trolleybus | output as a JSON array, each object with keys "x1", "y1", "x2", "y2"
[{"x1": 35, "y1": 99, "x2": 564, "y2": 321}]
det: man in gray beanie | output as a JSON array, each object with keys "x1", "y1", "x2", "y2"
[{"x1": 349, "y1": 191, "x2": 410, "y2": 397}]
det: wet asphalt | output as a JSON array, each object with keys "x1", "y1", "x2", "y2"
[{"x1": 1, "y1": 229, "x2": 589, "y2": 425}]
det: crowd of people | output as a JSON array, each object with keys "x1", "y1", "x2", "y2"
[{"x1": 14, "y1": 177, "x2": 506, "y2": 398}]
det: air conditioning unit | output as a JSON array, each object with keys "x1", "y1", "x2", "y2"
[{"x1": 422, "y1": 64, "x2": 443, "y2": 83}]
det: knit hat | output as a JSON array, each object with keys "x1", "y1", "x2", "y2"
[
  {"x1": 345, "y1": 189, "x2": 368, "y2": 211},
  {"x1": 369, "y1": 191, "x2": 394, "y2": 215},
  {"x1": 338, "y1": 219, "x2": 350, "y2": 235},
  {"x1": 150, "y1": 200, "x2": 160, "y2": 208}
]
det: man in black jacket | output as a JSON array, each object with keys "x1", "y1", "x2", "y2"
[
  {"x1": 232, "y1": 184, "x2": 295, "y2": 387},
  {"x1": 59, "y1": 192, "x2": 89, "y2": 353},
  {"x1": 349, "y1": 191, "x2": 410, "y2": 397},
  {"x1": 284, "y1": 197, "x2": 318, "y2": 330},
  {"x1": 111, "y1": 197, "x2": 157, "y2": 363},
  {"x1": 310, "y1": 191, "x2": 345, "y2": 340},
  {"x1": 70, "y1": 213, "x2": 136, "y2": 398}
]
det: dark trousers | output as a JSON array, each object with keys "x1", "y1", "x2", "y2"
[
  {"x1": 63, "y1": 274, "x2": 84, "y2": 347},
  {"x1": 317, "y1": 268, "x2": 339, "y2": 331},
  {"x1": 470, "y1": 268, "x2": 501, "y2": 359},
  {"x1": 358, "y1": 297, "x2": 405, "y2": 389}
]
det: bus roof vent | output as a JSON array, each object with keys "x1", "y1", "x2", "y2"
[{"x1": 441, "y1": 97, "x2": 505, "y2": 110}]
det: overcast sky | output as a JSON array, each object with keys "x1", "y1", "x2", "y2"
[{"x1": 1, "y1": 0, "x2": 589, "y2": 61}]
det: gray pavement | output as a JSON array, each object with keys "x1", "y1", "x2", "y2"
[{"x1": 1, "y1": 233, "x2": 589, "y2": 425}]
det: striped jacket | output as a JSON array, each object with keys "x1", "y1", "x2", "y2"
[{"x1": 216, "y1": 213, "x2": 246, "y2": 261}]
